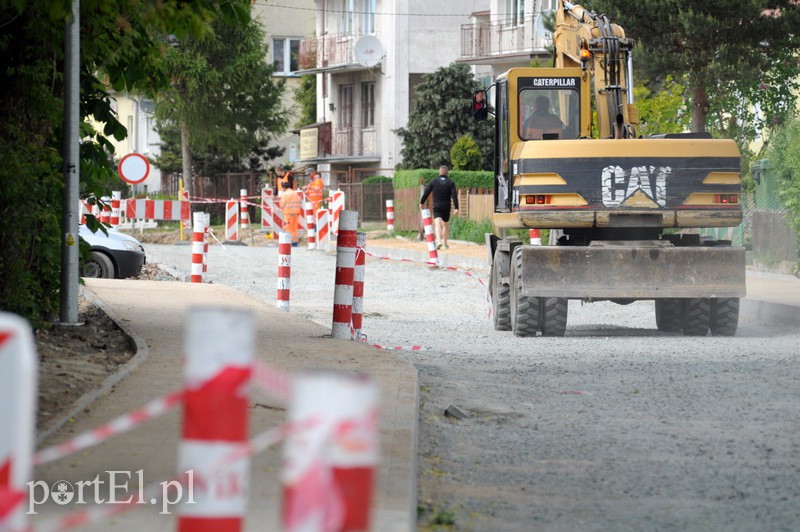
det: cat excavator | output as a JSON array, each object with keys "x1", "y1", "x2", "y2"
[{"x1": 475, "y1": 0, "x2": 745, "y2": 337}]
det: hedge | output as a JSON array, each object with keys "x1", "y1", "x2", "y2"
[{"x1": 393, "y1": 169, "x2": 493, "y2": 190}]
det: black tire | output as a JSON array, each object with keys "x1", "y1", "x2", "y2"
[
  {"x1": 82, "y1": 251, "x2": 115, "y2": 279},
  {"x1": 540, "y1": 297, "x2": 568, "y2": 336},
  {"x1": 510, "y1": 247, "x2": 540, "y2": 337},
  {"x1": 710, "y1": 298, "x2": 739, "y2": 336},
  {"x1": 681, "y1": 298, "x2": 711, "y2": 336},
  {"x1": 655, "y1": 299, "x2": 682, "y2": 332},
  {"x1": 491, "y1": 250, "x2": 511, "y2": 331}
]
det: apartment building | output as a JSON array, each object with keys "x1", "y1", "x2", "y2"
[{"x1": 296, "y1": 0, "x2": 486, "y2": 182}]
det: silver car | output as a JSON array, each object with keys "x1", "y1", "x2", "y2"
[{"x1": 79, "y1": 225, "x2": 146, "y2": 279}]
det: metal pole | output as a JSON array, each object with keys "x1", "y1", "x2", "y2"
[{"x1": 59, "y1": 0, "x2": 80, "y2": 325}]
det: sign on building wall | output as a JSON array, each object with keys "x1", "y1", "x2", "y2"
[{"x1": 300, "y1": 128, "x2": 318, "y2": 160}]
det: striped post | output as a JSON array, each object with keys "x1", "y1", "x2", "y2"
[
  {"x1": 261, "y1": 187, "x2": 273, "y2": 234},
  {"x1": 329, "y1": 190, "x2": 345, "y2": 235},
  {"x1": 110, "y1": 191, "x2": 121, "y2": 227},
  {"x1": 331, "y1": 210, "x2": 358, "y2": 339},
  {"x1": 100, "y1": 195, "x2": 111, "y2": 224},
  {"x1": 239, "y1": 189, "x2": 249, "y2": 229},
  {"x1": 529, "y1": 229, "x2": 542, "y2": 246},
  {"x1": 282, "y1": 372, "x2": 378, "y2": 532},
  {"x1": 191, "y1": 212, "x2": 206, "y2": 283},
  {"x1": 0, "y1": 313, "x2": 36, "y2": 532},
  {"x1": 178, "y1": 307, "x2": 254, "y2": 532},
  {"x1": 421, "y1": 208, "x2": 439, "y2": 265},
  {"x1": 305, "y1": 202, "x2": 316, "y2": 250},
  {"x1": 315, "y1": 208, "x2": 330, "y2": 251},
  {"x1": 225, "y1": 199, "x2": 239, "y2": 242},
  {"x1": 352, "y1": 232, "x2": 366, "y2": 340},
  {"x1": 203, "y1": 212, "x2": 210, "y2": 278},
  {"x1": 277, "y1": 232, "x2": 292, "y2": 311},
  {"x1": 385, "y1": 199, "x2": 394, "y2": 232}
]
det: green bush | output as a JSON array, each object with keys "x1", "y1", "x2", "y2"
[
  {"x1": 362, "y1": 175, "x2": 392, "y2": 184},
  {"x1": 393, "y1": 169, "x2": 493, "y2": 190},
  {"x1": 450, "y1": 134, "x2": 483, "y2": 170}
]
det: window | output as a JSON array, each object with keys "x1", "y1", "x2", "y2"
[
  {"x1": 341, "y1": 0, "x2": 355, "y2": 34},
  {"x1": 518, "y1": 78, "x2": 581, "y2": 140},
  {"x1": 272, "y1": 37, "x2": 300, "y2": 76},
  {"x1": 361, "y1": 82, "x2": 375, "y2": 127},
  {"x1": 339, "y1": 84, "x2": 354, "y2": 127},
  {"x1": 507, "y1": 0, "x2": 525, "y2": 25},
  {"x1": 362, "y1": 0, "x2": 376, "y2": 34}
]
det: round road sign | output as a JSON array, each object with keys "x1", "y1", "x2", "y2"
[{"x1": 118, "y1": 153, "x2": 151, "y2": 185}]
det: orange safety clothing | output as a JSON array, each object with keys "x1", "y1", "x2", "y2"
[
  {"x1": 304, "y1": 174, "x2": 324, "y2": 212},
  {"x1": 279, "y1": 188, "x2": 302, "y2": 242}
]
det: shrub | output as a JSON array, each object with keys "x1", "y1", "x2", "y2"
[{"x1": 450, "y1": 134, "x2": 483, "y2": 171}]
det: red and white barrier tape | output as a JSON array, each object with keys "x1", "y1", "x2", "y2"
[{"x1": 362, "y1": 248, "x2": 486, "y2": 287}]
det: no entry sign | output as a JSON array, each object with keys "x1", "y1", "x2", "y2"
[{"x1": 118, "y1": 153, "x2": 150, "y2": 185}]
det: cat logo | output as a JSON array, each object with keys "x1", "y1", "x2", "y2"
[{"x1": 601, "y1": 165, "x2": 669, "y2": 208}]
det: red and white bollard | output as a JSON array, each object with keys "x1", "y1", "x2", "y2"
[
  {"x1": 385, "y1": 199, "x2": 394, "y2": 232},
  {"x1": 331, "y1": 210, "x2": 358, "y2": 339},
  {"x1": 329, "y1": 190, "x2": 345, "y2": 235},
  {"x1": 305, "y1": 201, "x2": 317, "y2": 250},
  {"x1": 239, "y1": 189, "x2": 249, "y2": 229},
  {"x1": 352, "y1": 232, "x2": 366, "y2": 340},
  {"x1": 178, "y1": 307, "x2": 254, "y2": 532},
  {"x1": 421, "y1": 208, "x2": 439, "y2": 266},
  {"x1": 529, "y1": 229, "x2": 542, "y2": 246},
  {"x1": 190, "y1": 212, "x2": 206, "y2": 283},
  {"x1": 277, "y1": 232, "x2": 292, "y2": 311},
  {"x1": 0, "y1": 313, "x2": 36, "y2": 532},
  {"x1": 225, "y1": 199, "x2": 239, "y2": 242},
  {"x1": 100, "y1": 195, "x2": 112, "y2": 224},
  {"x1": 282, "y1": 372, "x2": 378, "y2": 532},
  {"x1": 315, "y1": 208, "x2": 330, "y2": 251},
  {"x1": 110, "y1": 191, "x2": 121, "y2": 227}
]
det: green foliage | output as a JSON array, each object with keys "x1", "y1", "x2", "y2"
[
  {"x1": 362, "y1": 175, "x2": 392, "y2": 184},
  {"x1": 449, "y1": 217, "x2": 494, "y2": 244},
  {"x1": 294, "y1": 75, "x2": 317, "y2": 129},
  {"x1": 450, "y1": 134, "x2": 483, "y2": 170},
  {"x1": 396, "y1": 63, "x2": 494, "y2": 170},
  {"x1": 393, "y1": 169, "x2": 493, "y2": 190},
  {"x1": 634, "y1": 76, "x2": 690, "y2": 136},
  {"x1": 765, "y1": 118, "x2": 800, "y2": 244}
]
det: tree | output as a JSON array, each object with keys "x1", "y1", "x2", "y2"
[
  {"x1": 450, "y1": 134, "x2": 483, "y2": 170},
  {"x1": 765, "y1": 117, "x2": 800, "y2": 243},
  {"x1": 152, "y1": 6, "x2": 289, "y2": 187},
  {"x1": 294, "y1": 74, "x2": 318, "y2": 129},
  {"x1": 396, "y1": 63, "x2": 494, "y2": 170}
]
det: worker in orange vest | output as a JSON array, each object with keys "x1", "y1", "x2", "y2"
[
  {"x1": 276, "y1": 165, "x2": 294, "y2": 197},
  {"x1": 279, "y1": 180, "x2": 302, "y2": 245},
  {"x1": 304, "y1": 168, "x2": 325, "y2": 213}
]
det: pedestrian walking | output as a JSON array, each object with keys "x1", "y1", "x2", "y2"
[
  {"x1": 279, "y1": 181, "x2": 302, "y2": 246},
  {"x1": 420, "y1": 165, "x2": 459, "y2": 249}
]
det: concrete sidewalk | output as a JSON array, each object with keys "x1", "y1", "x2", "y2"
[{"x1": 32, "y1": 280, "x2": 418, "y2": 531}]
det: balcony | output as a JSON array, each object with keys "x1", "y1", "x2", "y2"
[
  {"x1": 459, "y1": 18, "x2": 551, "y2": 64},
  {"x1": 300, "y1": 122, "x2": 380, "y2": 162},
  {"x1": 299, "y1": 32, "x2": 375, "y2": 73}
]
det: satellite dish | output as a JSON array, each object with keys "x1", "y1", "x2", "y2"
[
  {"x1": 535, "y1": 15, "x2": 552, "y2": 44},
  {"x1": 139, "y1": 98, "x2": 155, "y2": 115},
  {"x1": 353, "y1": 35, "x2": 383, "y2": 67}
]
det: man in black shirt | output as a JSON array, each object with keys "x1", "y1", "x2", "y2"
[{"x1": 420, "y1": 165, "x2": 459, "y2": 249}]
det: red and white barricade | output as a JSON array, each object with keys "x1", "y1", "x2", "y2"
[
  {"x1": 79, "y1": 198, "x2": 97, "y2": 224},
  {"x1": 331, "y1": 211, "x2": 358, "y2": 340},
  {"x1": 329, "y1": 190, "x2": 345, "y2": 235},
  {"x1": 282, "y1": 372, "x2": 378, "y2": 532},
  {"x1": 240, "y1": 189, "x2": 249, "y2": 229},
  {"x1": 190, "y1": 212, "x2": 207, "y2": 283},
  {"x1": 110, "y1": 191, "x2": 121, "y2": 227},
  {"x1": 277, "y1": 232, "x2": 292, "y2": 311},
  {"x1": 421, "y1": 208, "x2": 439, "y2": 265},
  {"x1": 352, "y1": 232, "x2": 366, "y2": 339},
  {"x1": 0, "y1": 312, "x2": 37, "y2": 531},
  {"x1": 225, "y1": 199, "x2": 239, "y2": 242},
  {"x1": 178, "y1": 307, "x2": 254, "y2": 531},
  {"x1": 315, "y1": 208, "x2": 331, "y2": 251},
  {"x1": 529, "y1": 229, "x2": 542, "y2": 246},
  {"x1": 125, "y1": 198, "x2": 191, "y2": 226},
  {"x1": 100, "y1": 195, "x2": 112, "y2": 224},
  {"x1": 385, "y1": 199, "x2": 394, "y2": 232},
  {"x1": 261, "y1": 188, "x2": 282, "y2": 235},
  {"x1": 305, "y1": 202, "x2": 316, "y2": 250}
]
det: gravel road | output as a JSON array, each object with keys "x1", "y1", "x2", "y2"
[{"x1": 146, "y1": 240, "x2": 800, "y2": 532}]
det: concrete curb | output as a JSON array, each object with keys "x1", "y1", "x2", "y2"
[{"x1": 36, "y1": 285, "x2": 151, "y2": 445}]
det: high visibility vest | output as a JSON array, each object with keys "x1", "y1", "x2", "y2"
[
  {"x1": 306, "y1": 176, "x2": 324, "y2": 203},
  {"x1": 280, "y1": 189, "x2": 302, "y2": 215},
  {"x1": 279, "y1": 172, "x2": 294, "y2": 190}
]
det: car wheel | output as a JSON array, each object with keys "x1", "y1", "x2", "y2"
[{"x1": 82, "y1": 251, "x2": 115, "y2": 279}]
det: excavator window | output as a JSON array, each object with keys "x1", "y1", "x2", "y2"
[{"x1": 519, "y1": 83, "x2": 580, "y2": 141}]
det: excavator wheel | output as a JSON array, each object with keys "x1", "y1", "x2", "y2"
[
  {"x1": 681, "y1": 298, "x2": 711, "y2": 336},
  {"x1": 540, "y1": 297, "x2": 568, "y2": 337},
  {"x1": 655, "y1": 299, "x2": 682, "y2": 333},
  {"x1": 710, "y1": 298, "x2": 739, "y2": 336},
  {"x1": 510, "y1": 246, "x2": 540, "y2": 337},
  {"x1": 491, "y1": 249, "x2": 511, "y2": 331}
]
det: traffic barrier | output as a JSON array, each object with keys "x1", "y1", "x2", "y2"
[
  {"x1": 225, "y1": 199, "x2": 239, "y2": 242},
  {"x1": 352, "y1": 232, "x2": 366, "y2": 340},
  {"x1": 282, "y1": 372, "x2": 378, "y2": 532},
  {"x1": 305, "y1": 202, "x2": 316, "y2": 250},
  {"x1": 315, "y1": 208, "x2": 330, "y2": 251},
  {"x1": 240, "y1": 189, "x2": 249, "y2": 229},
  {"x1": 385, "y1": 199, "x2": 394, "y2": 232},
  {"x1": 0, "y1": 312, "x2": 36, "y2": 531},
  {"x1": 261, "y1": 188, "x2": 281, "y2": 235},
  {"x1": 178, "y1": 307, "x2": 254, "y2": 532},
  {"x1": 191, "y1": 212, "x2": 206, "y2": 283},
  {"x1": 277, "y1": 232, "x2": 292, "y2": 312},
  {"x1": 331, "y1": 210, "x2": 358, "y2": 339},
  {"x1": 100, "y1": 195, "x2": 111, "y2": 224},
  {"x1": 420, "y1": 209, "x2": 439, "y2": 266},
  {"x1": 110, "y1": 191, "x2": 121, "y2": 227},
  {"x1": 125, "y1": 198, "x2": 190, "y2": 224},
  {"x1": 329, "y1": 190, "x2": 345, "y2": 235},
  {"x1": 529, "y1": 229, "x2": 541, "y2": 246}
]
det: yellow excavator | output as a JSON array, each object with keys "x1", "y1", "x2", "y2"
[{"x1": 475, "y1": 0, "x2": 745, "y2": 337}]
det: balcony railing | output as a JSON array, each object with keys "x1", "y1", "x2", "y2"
[
  {"x1": 299, "y1": 32, "x2": 365, "y2": 70},
  {"x1": 460, "y1": 19, "x2": 550, "y2": 60},
  {"x1": 301, "y1": 123, "x2": 379, "y2": 160}
]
